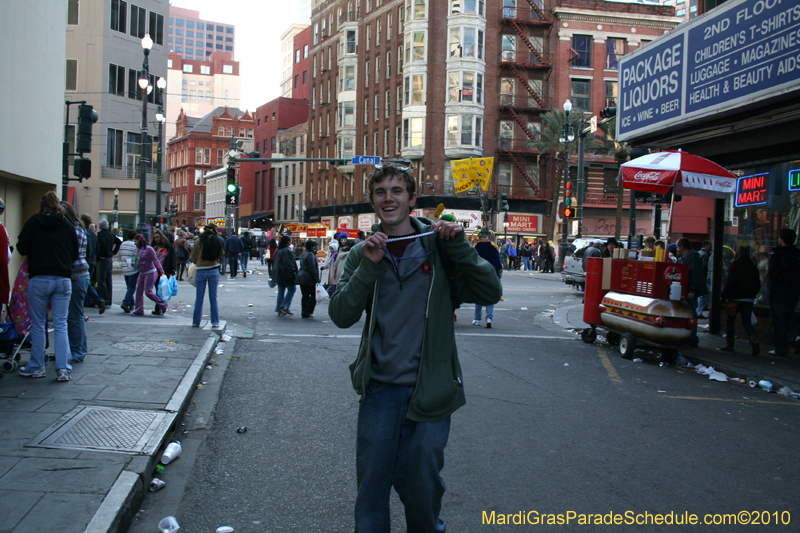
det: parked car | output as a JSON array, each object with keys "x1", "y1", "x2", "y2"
[{"x1": 561, "y1": 238, "x2": 627, "y2": 289}]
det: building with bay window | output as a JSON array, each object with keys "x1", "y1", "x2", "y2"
[{"x1": 305, "y1": 0, "x2": 679, "y2": 241}]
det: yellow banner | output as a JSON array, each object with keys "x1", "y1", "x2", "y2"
[{"x1": 452, "y1": 157, "x2": 494, "y2": 193}]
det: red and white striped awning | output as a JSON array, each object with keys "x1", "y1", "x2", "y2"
[{"x1": 620, "y1": 150, "x2": 737, "y2": 198}]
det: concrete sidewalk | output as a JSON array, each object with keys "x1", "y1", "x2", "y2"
[
  {"x1": 0, "y1": 302, "x2": 222, "y2": 533},
  {"x1": 552, "y1": 303, "x2": 800, "y2": 392}
]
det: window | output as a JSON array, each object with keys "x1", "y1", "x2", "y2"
[
  {"x1": 570, "y1": 79, "x2": 591, "y2": 111},
  {"x1": 189, "y1": 90, "x2": 195, "y2": 100},
  {"x1": 414, "y1": 0, "x2": 426, "y2": 19},
  {"x1": 341, "y1": 65, "x2": 356, "y2": 92},
  {"x1": 397, "y1": 85, "x2": 402, "y2": 113},
  {"x1": 403, "y1": 117, "x2": 423, "y2": 148},
  {"x1": 477, "y1": 73, "x2": 483, "y2": 103},
  {"x1": 339, "y1": 101, "x2": 355, "y2": 127},
  {"x1": 676, "y1": 8, "x2": 686, "y2": 16},
  {"x1": 572, "y1": 34, "x2": 592, "y2": 68},
  {"x1": 67, "y1": 0, "x2": 79, "y2": 25},
  {"x1": 128, "y1": 68, "x2": 140, "y2": 99},
  {"x1": 475, "y1": 117, "x2": 482, "y2": 147},
  {"x1": 387, "y1": 12, "x2": 392, "y2": 38},
  {"x1": 364, "y1": 98, "x2": 369, "y2": 124},
  {"x1": 226, "y1": 26, "x2": 233, "y2": 34},
  {"x1": 385, "y1": 90, "x2": 391, "y2": 117},
  {"x1": 304, "y1": 44, "x2": 309, "y2": 58},
  {"x1": 501, "y1": 35, "x2": 515, "y2": 62},
  {"x1": 605, "y1": 80, "x2": 618, "y2": 107},
  {"x1": 108, "y1": 63, "x2": 125, "y2": 95},
  {"x1": 175, "y1": 37, "x2": 183, "y2": 44},
  {"x1": 149, "y1": 12, "x2": 164, "y2": 45},
  {"x1": 278, "y1": 168, "x2": 282, "y2": 188},
  {"x1": 129, "y1": 4, "x2": 146, "y2": 38},
  {"x1": 201, "y1": 65, "x2": 210, "y2": 74},
  {"x1": 603, "y1": 167, "x2": 619, "y2": 193},
  {"x1": 412, "y1": 74, "x2": 424, "y2": 104},
  {"x1": 226, "y1": 37, "x2": 233, "y2": 43},
  {"x1": 606, "y1": 38, "x2": 624, "y2": 70},
  {"x1": 107, "y1": 129, "x2": 124, "y2": 166},
  {"x1": 217, "y1": 149, "x2": 224, "y2": 164},
  {"x1": 110, "y1": 0, "x2": 127, "y2": 33},
  {"x1": 447, "y1": 116, "x2": 458, "y2": 146},
  {"x1": 65, "y1": 59, "x2": 78, "y2": 91},
  {"x1": 366, "y1": 24, "x2": 371, "y2": 51},
  {"x1": 295, "y1": 74, "x2": 299, "y2": 88},
  {"x1": 223, "y1": 64, "x2": 233, "y2": 74},
  {"x1": 375, "y1": 57, "x2": 380, "y2": 80},
  {"x1": 183, "y1": 64, "x2": 193, "y2": 73},
  {"x1": 365, "y1": 60, "x2": 370, "y2": 87},
  {"x1": 296, "y1": 49, "x2": 301, "y2": 63},
  {"x1": 386, "y1": 51, "x2": 391, "y2": 78},
  {"x1": 375, "y1": 94, "x2": 380, "y2": 121},
  {"x1": 377, "y1": 19, "x2": 382, "y2": 43},
  {"x1": 413, "y1": 32, "x2": 425, "y2": 61},
  {"x1": 303, "y1": 70, "x2": 308, "y2": 84}
]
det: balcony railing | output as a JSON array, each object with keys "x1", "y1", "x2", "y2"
[
  {"x1": 101, "y1": 165, "x2": 157, "y2": 180},
  {"x1": 339, "y1": 11, "x2": 359, "y2": 24},
  {"x1": 500, "y1": 50, "x2": 552, "y2": 67},
  {"x1": 496, "y1": 138, "x2": 540, "y2": 152},
  {"x1": 498, "y1": 94, "x2": 551, "y2": 110},
  {"x1": 584, "y1": 190, "x2": 626, "y2": 206},
  {"x1": 500, "y1": 4, "x2": 547, "y2": 23}
]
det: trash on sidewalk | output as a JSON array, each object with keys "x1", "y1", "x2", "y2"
[
  {"x1": 154, "y1": 464, "x2": 164, "y2": 475},
  {"x1": 520, "y1": 307, "x2": 528, "y2": 310},
  {"x1": 221, "y1": 334, "x2": 232, "y2": 342},
  {"x1": 216, "y1": 527, "x2": 235, "y2": 533},
  {"x1": 758, "y1": 380, "x2": 776, "y2": 392},
  {"x1": 158, "y1": 516, "x2": 180, "y2": 532},
  {"x1": 563, "y1": 363, "x2": 569, "y2": 366},
  {"x1": 149, "y1": 478, "x2": 166, "y2": 492},
  {"x1": 160, "y1": 441, "x2": 182, "y2": 465},
  {"x1": 708, "y1": 371, "x2": 728, "y2": 382},
  {"x1": 632, "y1": 358, "x2": 643, "y2": 363},
  {"x1": 248, "y1": 303, "x2": 254, "y2": 307},
  {"x1": 777, "y1": 386, "x2": 794, "y2": 397},
  {"x1": 237, "y1": 425, "x2": 247, "y2": 433}
]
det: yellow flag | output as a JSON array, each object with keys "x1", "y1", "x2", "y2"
[{"x1": 452, "y1": 157, "x2": 494, "y2": 193}]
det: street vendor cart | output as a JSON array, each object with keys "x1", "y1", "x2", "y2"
[{"x1": 578, "y1": 150, "x2": 739, "y2": 361}]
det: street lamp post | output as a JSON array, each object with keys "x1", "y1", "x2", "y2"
[
  {"x1": 557, "y1": 99, "x2": 575, "y2": 272},
  {"x1": 137, "y1": 34, "x2": 153, "y2": 231},
  {"x1": 113, "y1": 188, "x2": 119, "y2": 230},
  {"x1": 155, "y1": 76, "x2": 167, "y2": 225}
]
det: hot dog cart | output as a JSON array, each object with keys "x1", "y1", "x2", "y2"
[{"x1": 580, "y1": 256, "x2": 696, "y2": 361}]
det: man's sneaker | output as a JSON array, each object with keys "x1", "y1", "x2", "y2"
[
  {"x1": 57, "y1": 368, "x2": 71, "y2": 382},
  {"x1": 486, "y1": 318, "x2": 492, "y2": 328},
  {"x1": 19, "y1": 366, "x2": 46, "y2": 378},
  {"x1": 98, "y1": 301, "x2": 106, "y2": 315},
  {"x1": 243, "y1": 271, "x2": 247, "y2": 278},
  {"x1": 472, "y1": 320, "x2": 481, "y2": 326}
]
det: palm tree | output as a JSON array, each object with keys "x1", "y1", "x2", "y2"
[
  {"x1": 596, "y1": 118, "x2": 630, "y2": 240},
  {"x1": 528, "y1": 108, "x2": 604, "y2": 237}
]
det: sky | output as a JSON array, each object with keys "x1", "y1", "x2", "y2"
[{"x1": 172, "y1": 0, "x2": 305, "y2": 111}]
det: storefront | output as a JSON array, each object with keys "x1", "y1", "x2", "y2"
[
  {"x1": 494, "y1": 213, "x2": 544, "y2": 244},
  {"x1": 617, "y1": 0, "x2": 800, "y2": 332}
]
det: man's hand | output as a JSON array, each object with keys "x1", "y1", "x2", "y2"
[
  {"x1": 688, "y1": 292, "x2": 695, "y2": 300},
  {"x1": 433, "y1": 220, "x2": 463, "y2": 241},
  {"x1": 362, "y1": 232, "x2": 387, "y2": 264}
]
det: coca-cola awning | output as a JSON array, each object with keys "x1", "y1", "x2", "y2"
[{"x1": 619, "y1": 151, "x2": 737, "y2": 198}]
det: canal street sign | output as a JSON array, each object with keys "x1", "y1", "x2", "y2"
[{"x1": 352, "y1": 156, "x2": 381, "y2": 165}]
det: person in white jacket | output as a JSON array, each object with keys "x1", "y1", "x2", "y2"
[{"x1": 118, "y1": 229, "x2": 140, "y2": 313}]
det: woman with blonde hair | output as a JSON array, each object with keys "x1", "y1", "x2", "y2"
[{"x1": 16, "y1": 192, "x2": 79, "y2": 381}]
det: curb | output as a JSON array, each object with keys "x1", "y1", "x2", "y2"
[{"x1": 81, "y1": 332, "x2": 220, "y2": 533}]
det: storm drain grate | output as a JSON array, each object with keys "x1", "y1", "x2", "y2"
[{"x1": 28, "y1": 406, "x2": 173, "y2": 454}]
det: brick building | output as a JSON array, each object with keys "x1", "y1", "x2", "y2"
[
  {"x1": 242, "y1": 97, "x2": 310, "y2": 229},
  {"x1": 304, "y1": 0, "x2": 679, "y2": 242},
  {"x1": 292, "y1": 26, "x2": 312, "y2": 100},
  {"x1": 167, "y1": 106, "x2": 254, "y2": 227}
]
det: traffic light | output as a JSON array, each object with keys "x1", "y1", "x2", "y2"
[
  {"x1": 225, "y1": 165, "x2": 239, "y2": 205},
  {"x1": 76, "y1": 104, "x2": 98, "y2": 154},
  {"x1": 564, "y1": 181, "x2": 573, "y2": 218},
  {"x1": 170, "y1": 202, "x2": 178, "y2": 217},
  {"x1": 600, "y1": 106, "x2": 617, "y2": 119},
  {"x1": 73, "y1": 157, "x2": 91, "y2": 180},
  {"x1": 499, "y1": 193, "x2": 509, "y2": 212}
]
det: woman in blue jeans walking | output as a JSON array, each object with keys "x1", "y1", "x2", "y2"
[
  {"x1": 61, "y1": 202, "x2": 90, "y2": 365},
  {"x1": 273, "y1": 235, "x2": 297, "y2": 316},
  {"x1": 190, "y1": 223, "x2": 225, "y2": 327},
  {"x1": 16, "y1": 192, "x2": 79, "y2": 382}
]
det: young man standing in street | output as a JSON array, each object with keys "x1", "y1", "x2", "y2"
[{"x1": 329, "y1": 164, "x2": 501, "y2": 532}]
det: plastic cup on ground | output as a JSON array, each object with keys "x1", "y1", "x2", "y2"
[
  {"x1": 158, "y1": 516, "x2": 180, "y2": 532},
  {"x1": 161, "y1": 442, "x2": 182, "y2": 465}
]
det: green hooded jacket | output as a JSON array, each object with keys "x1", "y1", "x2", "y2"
[{"x1": 328, "y1": 216, "x2": 502, "y2": 422}]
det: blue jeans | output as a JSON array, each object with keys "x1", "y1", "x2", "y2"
[
  {"x1": 241, "y1": 251, "x2": 249, "y2": 271},
  {"x1": 68, "y1": 276, "x2": 89, "y2": 362},
  {"x1": 522, "y1": 257, "x2": 530, "y2": 271},
  {"x1": 474, "y1": 304, "x2": 494, "y2": 321},
  {"x1": 123, "y1": 272, "x2": 139, "y2": 306},
  {"x1": 258, "y1": 247, "x2": 266, "y2": 264},
  {"x1": 87, "y1": 263, "x2": 102, "y2": 305},
  {"x1": 228, "y1": 254, "x2": 239, "y2": 277},
  {"x1": 275, "y1": 284, "x2": 296, "y2": 312},
  {"x1": 770, "y1": 302, "x2": 799, "y2": 356},
  {"x1": 28, "y1": 276, "x2": 72, "y2": 371},
  {"x1": 356, "y1": 380, "x2": 449, "y2": 533},
  {"x1": 193, "y1": 268, "x2": 220, "y2": 326}
]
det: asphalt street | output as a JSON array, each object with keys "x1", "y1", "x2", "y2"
[{"x1": 128, "y1": 266, "x2": 800, "y2": 533}]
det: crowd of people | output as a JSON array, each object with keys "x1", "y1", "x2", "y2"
[{"x1": 496, "y1": 239, "x2": 555, "y2": 272}]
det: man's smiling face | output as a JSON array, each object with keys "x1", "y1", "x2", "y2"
[{"x1": 370, "y1": 174, "x2": 417, "y2": 230}]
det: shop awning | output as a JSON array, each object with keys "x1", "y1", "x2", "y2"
[{"x1": 620, "y1": 151, "x2": 737, "y2": 198}]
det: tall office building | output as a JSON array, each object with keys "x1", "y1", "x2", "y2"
[
  {"x1": 168, "y1": 6, "x2": 236, "y2": 62},
  {"x1": 300, "y1": 0, "x2": 312, "y2": 24},
  {"x1": 165, "y1": 51, "x2": 241, "y2": 140},
  {"x1": 64, "y1": 0, "x2": 170, "y2": 229}
]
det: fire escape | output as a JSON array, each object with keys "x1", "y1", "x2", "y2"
[{"x1": 498, "y1": 0, "x2": 552, "y2": 200}]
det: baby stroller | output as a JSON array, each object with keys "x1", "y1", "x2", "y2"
[{"x1": 1, "y1": 260, "x2": 32, "y2": 374}]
